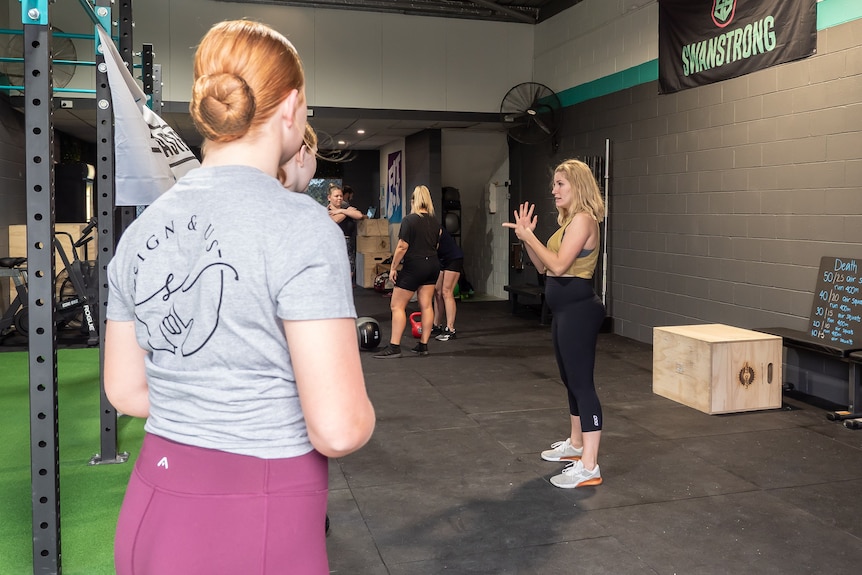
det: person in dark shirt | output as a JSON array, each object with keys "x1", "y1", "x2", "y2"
[
  {"x1": 374, "y1": 185, "x2": 441, "y2": 358},
  {"x1": 432, "y1": 226, "x2": 464, "y2": 341},
  {"x1": 327, "y1": 184, "x2": 365, "y2": 283},
  {"x1": 342, "y1": 185, "x2": 356, "y2": 207}
]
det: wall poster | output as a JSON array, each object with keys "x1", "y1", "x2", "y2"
[
  {"x1": 386, "y1": 150, "x2": 403, "y2": 224},
  {"x1": 658, "y1": 0, "x2": 817, "y2": 94}
]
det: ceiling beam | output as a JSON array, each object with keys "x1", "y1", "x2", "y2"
[
  {"x1": 467, "y1": 0, "x2": 536, "y2": 24},
  {"x1": 211, "y1": 0, "x2": 536, "y2": 23}
]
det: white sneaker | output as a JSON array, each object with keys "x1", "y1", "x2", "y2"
[
  {"x1": 550, "y1": 460, "x2": 602, "y2": 489},
  {"x1": 540, "y1": 439, "x2": 583, "y2": 462},
  {"x1": 435, "y1": 327, "x2": 456, "y2": 341}
]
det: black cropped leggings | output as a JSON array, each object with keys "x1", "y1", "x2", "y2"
[{"x1": 544, "y1": 276, "x2": 606, "y2": 432}]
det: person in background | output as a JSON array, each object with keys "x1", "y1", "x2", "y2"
[
  {"x1": 503, "y1": 159, "x2": 605, "y2": 489},
  {"x1": 328, "y1": 184, "x2": 365, "y2": 284},
  {"x1": 432, "y1": 226, "x2": 463, "y2": 341},
  {"x1": 279, "y1": 123, "x2": 318, "y2": 193},
  {"x1": 374, "y1": 185, "x2": 440, "y2": 358},
  {"x1": 278, "y1": 123, "x2": 334, "y2": 534},
  {"x1": 341, "y1": 185, "x2": 361, "y2": 282},
  {"x1": 104, "y1": 20, "x2": 375, "y2": 575},
  {"x1": 341, "y1": 185, "x2": 356, "y2": 207}
]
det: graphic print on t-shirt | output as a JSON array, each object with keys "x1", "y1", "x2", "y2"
[{"x1": 131, "y1": 215, "x2": 239, "y2": 357}]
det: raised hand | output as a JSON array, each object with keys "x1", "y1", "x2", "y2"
[{"x1": 502, "y1": 202, "x2": 538, "y2": 239}]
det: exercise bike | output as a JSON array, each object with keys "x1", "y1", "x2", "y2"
[
  {"x1": 0, "y1": 256, "x2": 29, "y2": 339},
  {"x1": 0, "y1": 219, "x2": 100, "y2": 346}
]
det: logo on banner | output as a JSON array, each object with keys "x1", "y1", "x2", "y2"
[
  {"x1": 712, "y1": 0, "x2": 737, "y2": 28},
  {"x1": 659, "y1": 0, "x2": 816, "y2": 94}
]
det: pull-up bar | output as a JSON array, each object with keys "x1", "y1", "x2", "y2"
[
  {"x1": 21, "y1": 0, "x2": 104, "y2": 29},
  {"x1": 0, "y1": 85, "x2": 96, "y2": 93},
  {"x1": 0, "y1": 27, "x2": 110, "y2": 40}
]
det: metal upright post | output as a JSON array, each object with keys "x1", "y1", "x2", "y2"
[
  {"x1": 23, "y1": 0, "x2": 62, "y2": 571},
  {"x1": 89, "y1": 0, "x2": 127, "y2": 466},
  {"x1": 142, "y1": 44, "x2": 164, "y2": 139},
  {"x1": 152, "y1": 63, "x2": 163, "y2": 115},
  {"x1": 141, "y1": 44, "x2": 159, "y2": 220},
  {"x1": 602, "y1": 138, "x2": 612, "y2": 332},
  {"x1": 142, "y1": 43, "x2": 153, "y2": 95}
]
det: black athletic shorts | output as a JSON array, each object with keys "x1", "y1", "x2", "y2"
[
  {"x1": 395, "y1": 256, "x2": 440, "y2": 292},
  {"x1": 440, "y1": 257, "x2": 463, "y2": 274}
]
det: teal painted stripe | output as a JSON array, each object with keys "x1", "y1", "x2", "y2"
[
  {"x1": 558, "y1": 60, "x2": 657, "y2": 108},
  {"x1": 817, "y1": 0, "x2": 862, "y2": 29},
  {"x1": 557, "y1": 0, "x2": 860, "y2": 107}
]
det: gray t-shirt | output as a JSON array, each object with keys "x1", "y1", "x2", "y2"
[{"x1": 107, "y1": 165, "x2": 355, "y2": 459}]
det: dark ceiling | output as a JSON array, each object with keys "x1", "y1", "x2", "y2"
[
  {"x1": 40, "y1": 0, "x2": 581, "y2": 151},
  {"x1": 215, "y1": 0, "x2": 580, "y2": 24}
]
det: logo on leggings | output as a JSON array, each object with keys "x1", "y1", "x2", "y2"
[
  {"x1": 593, "y1": 415, "x2": 600, "y2": 427},
  {"x1": 157, "y1": 456, "x2": 169, "y2": 469}
]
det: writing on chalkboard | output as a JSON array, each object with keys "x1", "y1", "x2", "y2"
[{"x1": 808, "y1": 257, "x2": 862, "y2": 348}]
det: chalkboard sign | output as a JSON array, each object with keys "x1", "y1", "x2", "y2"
[{"x1": 808, "y1": 256, "x2": 862, "y2": 348}]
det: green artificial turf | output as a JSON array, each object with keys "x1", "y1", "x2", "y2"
[{"x1": 0, "y1": 348, "x2": 145, "y2": 575}]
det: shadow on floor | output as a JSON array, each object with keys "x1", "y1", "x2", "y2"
[{"x1": 324, "y1": 288, "x2": 862, "y2": 574}]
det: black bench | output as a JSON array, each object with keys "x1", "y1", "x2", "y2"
[
  {"x1": 756, "y1": 327, "x2": 862, "y2": 413},
  {"x1": 503, "y1": 280, "x2": 550, "y2": 325}
]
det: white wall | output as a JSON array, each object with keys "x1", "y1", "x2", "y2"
[
  {"x1": 40, "y1": 0, "x2": 533, "y2": 114},
  {"x1": 482, "y1": 163, "x2": 512, "y2": 300},
  {"x1": 441, "y1": 130, "x2": 509, "y2": 299},
  {"x1": 533, "y1": 0, "x2": 657, "y2": 92},
  {"x1": 375, "y1": 131, "x2": 509, "y2": 298}
]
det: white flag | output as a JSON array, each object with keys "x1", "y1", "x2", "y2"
[{"x1": 96, "y1": 26, "x2": 199, "y2": 206}]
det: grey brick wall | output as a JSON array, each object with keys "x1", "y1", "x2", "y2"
[{"x1": 510, "y1": 19, "x2": 862, "y2": 344}]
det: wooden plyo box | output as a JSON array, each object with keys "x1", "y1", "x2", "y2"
[
  {"x1": 653, "y1": 324, "x2": 782, "y2": 414},
  {"x1": 357, "y1": 218, "x2": 388, "y2": 236},
  {"x1": 356, "y1": 251, "x2": 390, "y2": 288},
  {"x1": 356, "y1": 234, "x2": 390, "y2": 253}
]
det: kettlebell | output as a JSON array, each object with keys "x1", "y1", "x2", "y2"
[{"x1": 410, "y1": 312, "x2": 422, "y2": 338}]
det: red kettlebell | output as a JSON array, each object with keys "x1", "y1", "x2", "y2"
[{"x1": 410, "y1": 312, "x2": 422, "y2": 338}]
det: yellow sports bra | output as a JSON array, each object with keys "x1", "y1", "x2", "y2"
[{"x1": 546, "y1": 220, "x2": 599, "y2": 279}]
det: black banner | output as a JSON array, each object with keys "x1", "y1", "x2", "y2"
[{"x1": 658, "y1": 0, "x2": 817, "y2": 94}]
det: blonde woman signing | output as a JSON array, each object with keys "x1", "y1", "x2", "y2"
[
  {"x1": 374, "y1": 185, "x2": 441, "y2": 358},
  {"x1": 503, "y1": 159, "x2": 606, "y2": 489}
]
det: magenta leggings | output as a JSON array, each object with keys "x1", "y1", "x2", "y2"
[{"x1": 115, "y1": 433, "x2": 329, "y2": 575}]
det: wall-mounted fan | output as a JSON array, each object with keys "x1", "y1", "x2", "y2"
[
  {"x1": 0, "y1": 28, "x2": 78, "y2": 89},
  {"x1": 500, "y1": 82, "x2": 562, "y2": 145}
]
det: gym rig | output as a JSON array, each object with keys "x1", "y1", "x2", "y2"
[{"x1": 7, "y1": 1, "x2": 160, "y2": 571}]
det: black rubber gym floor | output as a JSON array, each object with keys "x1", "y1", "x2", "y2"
[{"x1": 328, "y1": 288, "x2": 862, "y2": 574}]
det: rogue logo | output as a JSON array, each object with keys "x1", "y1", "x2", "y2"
[{"x1": 712, "y1": 0, "x2": 737, "y2": 28}]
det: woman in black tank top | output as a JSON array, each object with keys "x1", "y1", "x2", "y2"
[{"x1": 327, "y1": 184, "x2": 365, "y2": 284}]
